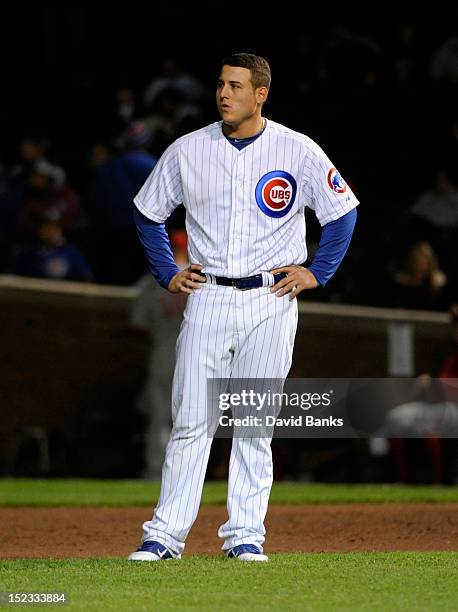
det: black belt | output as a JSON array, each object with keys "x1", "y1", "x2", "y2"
[{"x1": 209, "y1": 272, "x2": 288, "y2": 290}]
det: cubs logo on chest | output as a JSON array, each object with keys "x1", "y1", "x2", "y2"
[{"x1": 255, "y1": 170, "x2": 297, "y2": 218}]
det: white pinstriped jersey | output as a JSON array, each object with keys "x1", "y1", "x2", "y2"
[{"x1": 134, "y1": 119, "x2": 359, "y2": 278}]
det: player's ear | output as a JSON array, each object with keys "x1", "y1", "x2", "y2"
[{"x1": 256, "y1": 86, "x2": 268, "y2": 105}]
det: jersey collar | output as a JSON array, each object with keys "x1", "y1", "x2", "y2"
[{"x1": 221, "y1": 118, "x2": 268, "y2": 151}]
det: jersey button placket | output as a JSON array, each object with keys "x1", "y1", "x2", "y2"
[{"x1": 227, "y1": 156, "x2": 244, "y2": 278}]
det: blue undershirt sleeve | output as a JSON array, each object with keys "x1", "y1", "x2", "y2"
[
  {"x1": 308, "y1": 208, "x2": 357, "y2": 287},
  {"x1": 133, "y1": 207, "x2": 180, "y2": 289}
]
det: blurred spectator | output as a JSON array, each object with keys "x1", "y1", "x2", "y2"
[
  {"x1": 409, "y1": 163, "x2": 458, "y2": 231},
  {"x1": 390, "y1": 242, "x2": 449, "y2": 311},
  {"x1": 141, "y1": 87, "x2": 201, "y2": 153},
  {"x1": 143, "y1": 58, "x2": 208, "y2": 109},
  {"x1": 103, "y1": 87, "x2": 141, "y2": 145},
  {"x1": 131, "y1": 230, "x2": 188, "y2": 479},
  {"x1": 12, "y1": 137, "x2": 66, "y2": 187},
  {"x1": 80, "y1": 142, "x2": 113, "y2": 196},
  {"x1": 18, "y1": 160, "x2": 83, "y2": 236},
  {"x1": 115, "y1": 87, "x2": 137, "y2": 128},
  {"x1": 406, "y1": 163, "x2": 458, "y2": 288},
  {"x1": 86, "y1": 121, "x2": 157, "y2": 284},
  {"x1": 89, "y1": 122, "x2": 156, "y2": 229},
  {"x1": 9, "y1": 210, "x2": 93, "y2": 281}
]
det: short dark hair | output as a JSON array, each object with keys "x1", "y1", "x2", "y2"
[{"x1": 222, "y1": 53, "x2": 271, "y2": 89}]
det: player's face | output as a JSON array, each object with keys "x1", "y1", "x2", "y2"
[{"x1": 216, "y1": 65, "x2": 266, "y2": 126}]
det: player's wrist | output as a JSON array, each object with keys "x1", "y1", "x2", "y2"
[
  {"x1": 165, "y1": 268, "x2": 181, "y2": 290},
  {"x1": 307, "y1": 265, "x2": 321, "y2": 287}
]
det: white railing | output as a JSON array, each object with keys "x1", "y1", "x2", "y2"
[{"x1": 0, "y1": 274, "x2": 449, "y2": 325}]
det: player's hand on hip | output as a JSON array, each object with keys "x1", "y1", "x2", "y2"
[
  {"x1": 168, "y1": 264, "x2": 206, "y2": 294},
  {"x1": 270, "y1": 265, "x2": 318, "y2": 300}
]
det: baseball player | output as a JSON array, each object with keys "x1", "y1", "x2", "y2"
[{"x1": 129, "y1": 53, "x2": 358, "y2": 562}]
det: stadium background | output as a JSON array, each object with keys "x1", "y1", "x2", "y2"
[
  {"x1": 1, "y1": 6, "x2": 458, "y2": 611},
  {"x1": 1, "y1": 4, "x2": 458, "y2": 482}
]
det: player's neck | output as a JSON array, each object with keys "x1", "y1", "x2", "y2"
[{"x1": 223, "y1": 115, "x2": 265, "y2": 140}]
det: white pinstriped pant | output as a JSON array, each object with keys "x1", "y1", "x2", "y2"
[{"x1": 140, "y1": 280, "x2": 298, "y2": 555}]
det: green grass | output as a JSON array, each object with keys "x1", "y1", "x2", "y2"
[
  {"x1": 1, "y1": 479, "x2": 458, "y2": 507},
  {"x1": 1, "y1": 554, "x2": 457, "y2": 611}
]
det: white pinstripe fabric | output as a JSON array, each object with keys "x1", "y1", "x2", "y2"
[
  {"x1": 141, "y1": 283, "x2": 297, "y2": 554},
  {"x1": 134, "y1": 119, "x2": 359, "y2": 278}
]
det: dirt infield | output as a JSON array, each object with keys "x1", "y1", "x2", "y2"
[{"x1": 2, "y1": 504, "x2": 457, "y2": 558}]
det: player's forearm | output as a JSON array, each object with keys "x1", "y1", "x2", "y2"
[
  {"x1": 308, "y1": 208, "x2": 357, "y2": 287},
  {"x1": 133, "y1": 207, "x2": 180, "y2": 289}
]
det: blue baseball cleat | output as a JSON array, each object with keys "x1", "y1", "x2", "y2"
[
  {"x1": 227, "y1": 544, "x2": 269, "y2": 562},
  {"x1": 128, "y1": 540, "x2": 181, "y2": 561}
]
